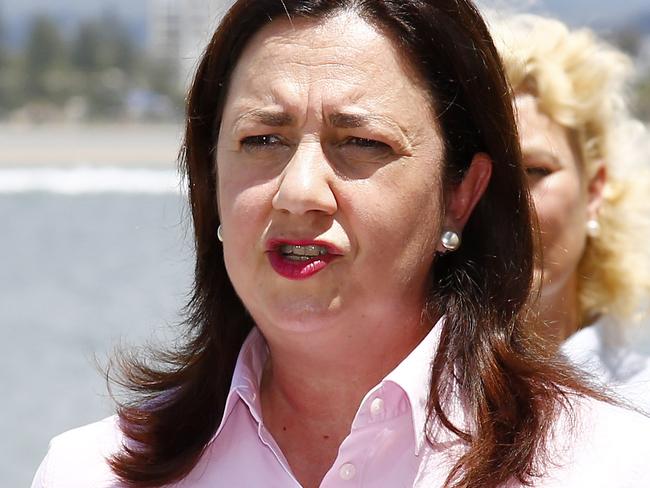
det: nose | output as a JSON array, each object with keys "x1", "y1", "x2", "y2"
[{"x1": 272, "y1": 142, "x2": 338, "y2": 216}]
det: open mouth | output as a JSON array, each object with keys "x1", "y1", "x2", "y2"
[
  {"x1": 266, "y1": 239, "x2": 341, "y2": 279},
  {"x1": 278, "y1": 244, "x2": 330, "y2": 261}
]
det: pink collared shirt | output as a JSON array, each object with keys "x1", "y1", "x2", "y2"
[{"x1": 32, "y1": 320, "x2": 650, "y2": 487}]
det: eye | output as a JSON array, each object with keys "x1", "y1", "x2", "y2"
[
  {"x1": 240, "y1": 135, "x2": 286, "y2": 151},
  {"x1": 343, "y1": 137, "x2": 391, "y2": 150},
  {"x1": 522, "y1": 152, "x2": 559, "y2": 181},
  {"x1": 335, "y1": 137, "x2": 395, "y2": 163},
  {"x1": 525, "y1": 166, "x2": 553, "y2": 178}
]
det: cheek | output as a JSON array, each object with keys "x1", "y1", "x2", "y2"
[
  {"x1": 217, "y1": 153, "x2": 276, "y2": 224},
  {"x1": 348, "y1": 168, "x2": 442, "y2": 269},
  {"x1": 531, "y1": 172, "x2": 588, "y2": 280},
  {"x1": 531, "y1": 174, "x2": 585, "y2": 237},
  {"x1": 217, "y1": 167, "x2": 278, "y2": 274},
  {"x1": 219, "y1": 185, "x2": 275, "y2": 240},
  {"x1": 218, "y1": 179, "x2": 276, "y2": 305}
]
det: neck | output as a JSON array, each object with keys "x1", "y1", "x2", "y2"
[
  {"x1": 261, "y1": 312, "x2": 431, "y2": 424},
  {"x1": 536, "y1": 273, "x2": 581, "y2": 350},
  {"x1": 258, "y1": 309, "x2": 433, "y2": 487}
]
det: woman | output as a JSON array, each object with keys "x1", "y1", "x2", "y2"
[
  {"x1": 32, "y1": 2, "x2": 650, "y2": 488},
  {"x1": 492, "y1": 14, "x2": 650, "y2": 408}
]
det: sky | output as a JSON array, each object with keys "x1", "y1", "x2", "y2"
[
  {"x1": 1, "y1": 0, "x2": 649, "y2": 29},
  {"x1": 543, "y1": 0, "x2": 650, "y2": 25},
  {"x1": 478, "y1": 0, "x2": 650, "y2": 27}
]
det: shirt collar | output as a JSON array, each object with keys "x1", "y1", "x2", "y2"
[
  {"x1": 383, "y1": 316, "x2": 444, "y2": 454},
  {"x1": 212, "y1": 318, "x2": 448, "y2": 454},
  {"x1": 213, "y1": 327, "x2": 268, "y2": 439}
]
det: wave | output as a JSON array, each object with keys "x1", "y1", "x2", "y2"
[{"x1": 0, "y1": 167, "x2": 183, "y2": 195}]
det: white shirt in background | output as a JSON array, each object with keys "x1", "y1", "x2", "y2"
[{"x1": 562, "y1": 315, "x2": 650, "y2": 412}]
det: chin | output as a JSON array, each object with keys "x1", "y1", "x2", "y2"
[
  {"x1": 538, "y1": 266, "x2": 576, "y2": 299},
  {"x1": 252, "y1": 295, "x2": 345, "y2": 334}
]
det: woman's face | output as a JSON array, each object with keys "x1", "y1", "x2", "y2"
[
  {"x1": 516, "y1": 93, "x2": 603, "y2": 300},
  {"x1": 215, "y1": 12, "x2": 447, "y2": 336}
]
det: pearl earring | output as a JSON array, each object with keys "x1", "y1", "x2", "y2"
[
  {"x1": 217, "y1": 225, "x2": 224, "y2": 242},
  {"x1": 441, "y1": 230, "x2": 461, "y2": 251},
  {"x1": 586, "y1": 219, "x2": 601, "y2": 238}
]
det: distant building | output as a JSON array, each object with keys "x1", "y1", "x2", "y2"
[
  {"x1": 147, "y1": 0, "x2": 232, "y2": 88},
  {"x1": 638, "y1": 36, "x2": 650, "y2": 71}
]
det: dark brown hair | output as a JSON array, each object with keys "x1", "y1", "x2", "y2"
[{"x1": 110, "y1": 1, "x2": 603, "y2": 487}]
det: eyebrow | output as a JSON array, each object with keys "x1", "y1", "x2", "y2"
[
  {"x1": 233, "y1": 108, "x2": 412, "y2": 148},
  {"x1": 237, "y1": 109, "x2": 295, "y2": 127},
  {"x1": 330, "y1": 112, "x2": 413, "y2": 147},
  {"x1": 522, "y1": 148, "x2": 560, "y2": 163},
  {"x1": 238, "y1": 110, "x2": 387, "y2": 129},
  {"x1": 328, "y1": 112, "x2": 371, "y2": 128}
]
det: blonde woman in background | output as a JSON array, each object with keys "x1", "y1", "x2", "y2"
[{"x1": 493, "y1": 14, "x2": 650, "y2": 408}]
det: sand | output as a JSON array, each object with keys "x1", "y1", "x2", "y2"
[{"x1": 0, "y1": 122, "x2": 184, "y2": 168}]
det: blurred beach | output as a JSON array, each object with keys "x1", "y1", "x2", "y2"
[
  {"x1": 0, "y1": 122, "x2": 183, "y2": 167},
  {"x1": 0, "y1": 123, "x2": 194, "y2": 487}
]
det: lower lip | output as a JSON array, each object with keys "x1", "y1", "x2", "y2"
[{"x1": 267, "y1": 251, "x2": 337, "y2": 280}]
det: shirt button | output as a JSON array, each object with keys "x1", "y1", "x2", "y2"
[
  {"x1": 370, "y1": 397, "x2": 385, "y2": 420},
  {"x1": 339, "y1": 462, "x2": 356, "y2": 481}
]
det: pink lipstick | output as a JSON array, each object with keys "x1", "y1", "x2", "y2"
[{"x1": 266, "y1": 239, "x2": 342, "y2": 280}]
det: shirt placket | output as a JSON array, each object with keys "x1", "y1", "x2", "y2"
[{"x1": 319, "y1": 384, "x2": 405, "y2": 487}]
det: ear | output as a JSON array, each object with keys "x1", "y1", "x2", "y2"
[
  {"x1": 436, "y1": 153, "x2": 492, "y2": 252},
  {"x1": 586, "y1": 163, "x2": 607, "y2": 220}
]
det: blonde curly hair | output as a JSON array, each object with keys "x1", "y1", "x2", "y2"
[{"x1": 490, "y1": 14, "x2": 650, "y2": 328}]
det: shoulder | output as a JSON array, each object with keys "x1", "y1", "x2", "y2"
[
  {"x1": 31, "y1": 416, "x2": 124, "y2": 488},
  {"x1": 562, "y1": 318, "x2": 650, "y2": 410},
  {"x1": 561, "y1": 322, "x2": 601, "y2": 356},
  {"x1": 561, "y1": 323, "x2": 611, "y2": 381},
  {"x1": 544, "y1": 397, "x2": 650, "y2": 487},
  {"x1": 576, "y1": 397, "x2": 650, "y2": 448}
]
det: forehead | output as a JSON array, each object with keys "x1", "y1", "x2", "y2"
[
  {"x1": 516, "y1": 94, "x2": 569, "y2": 149},
  {"x1": 224, "y1": 11, "x2": 434, "y2": 119},
  {"x1": 515, "y1": 93, "x2": 584, "y2": 172}
]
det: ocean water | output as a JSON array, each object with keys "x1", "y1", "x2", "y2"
[{"x1": 0, "y1": 169, "x2": 195, "y2": 487}]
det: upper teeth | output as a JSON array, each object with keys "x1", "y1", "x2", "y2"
[{"x1": 280, "y1": 244, "x2": 328, "y2": 257}]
